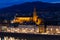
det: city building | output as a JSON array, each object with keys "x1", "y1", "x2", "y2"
[
  {"x1": 11, "y1": 8, "x2": 42, "y2": 25},
  {"x1": 11, "y1": 8, "x2": 45, "y2": 33}
]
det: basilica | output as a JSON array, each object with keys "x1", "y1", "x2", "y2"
[{"x1": 11, "y1": 8, "x2": 42, "y2": 25}]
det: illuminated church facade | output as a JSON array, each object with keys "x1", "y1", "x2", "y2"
[{"x1": 11, "y1": 8, "x2": 42, "y2": 25}]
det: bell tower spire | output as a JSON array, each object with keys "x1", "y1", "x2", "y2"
[
  {"x1": 33, "y1": 7, "x2": 37, "y2": 17},
  {"x1": 33, "y1": 7, "x2": 38, "y2": 23}
]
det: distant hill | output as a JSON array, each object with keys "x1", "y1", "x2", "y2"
[{"x1": 0, "y1": 1, "x2": 60, "y2": 23}]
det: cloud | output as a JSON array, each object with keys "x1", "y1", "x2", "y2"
[{"x1": 51, "y1": 1, "x2": 60, "y2": 3}]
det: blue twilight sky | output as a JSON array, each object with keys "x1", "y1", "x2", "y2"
[{"x1": 0, "y1": 0, "x2": 60, "y2": 8}]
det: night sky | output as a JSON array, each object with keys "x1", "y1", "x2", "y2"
[{"x1": 0, "y1": 0, "x2": 60, "y2": 8}]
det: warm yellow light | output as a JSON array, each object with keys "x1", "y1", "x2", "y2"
[
  {"x1": 35, "y1": 18, "x2": 42, "y2": 25},
  {"x1": 11, "y1": 7, "x2": 42, "y2": 25}
]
